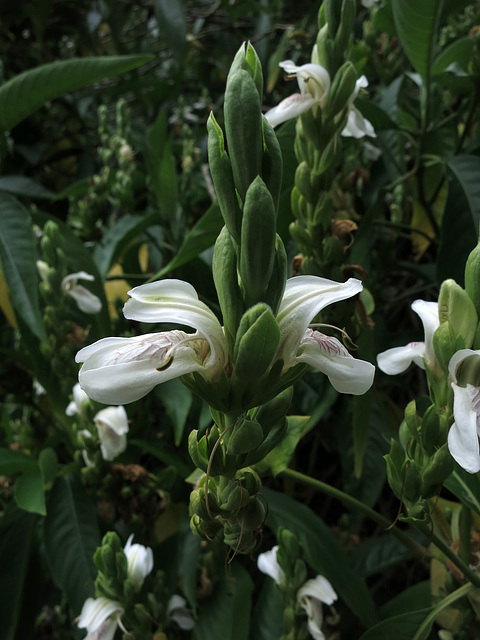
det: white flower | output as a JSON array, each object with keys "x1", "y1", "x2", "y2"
[
  {"x1": 123, "y1": 534, "x2": 154, "y2": 589},
  {"x1": 167, "y1": 594, "x2": 195, "y2": 631},
  {"x1": 297, "y1": 575, "x2": 337, "y2": 640},
  {"x1": 62, "y1": 271, "x2": 102, "y2": 314},
  {"x1": 377, "y1": 300, "x2": 440, "y2": 375},
  {"x1": 257, "y1": 545, "x2": 285, "y2": 584},
  {"x1": 93, "y1": 406, "x2": 129, "y2": 461},
  {"x1": 76, "y1": 279, "x2": 229, "y2": 405},
  {"x1": 77, "y1": 596, "x2": 124, "y2": 640},
  {"x1": 447, "y1": 349, "x2": 480, "y2": 473},
  {"x1": 361, "y1": 0, "x2": 378, "y2": 7},
  {"x1": 265, "y1": 60, "x2": 331, "y2": 128},
  {"x1": 276, "y1": 276, "x2": 375, "y2": 395},
  {"x1": 66, "y1": 382, "x2": 91, "y2": 417},
  {"x1": 341, "y1": 76, "x2": 376, "y2": 139}
]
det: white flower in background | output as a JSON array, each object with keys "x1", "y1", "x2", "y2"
[
  {"x1": 123, "y1": 534, "x2": 154, "y2": 589},
  {"x1": 447, "y1": 349, "x2": 480, "y2": 474},
  {"x1": 93, "y1": 406, "x2": 129, "y2": 461},
  {"x1": 62, "y1": 271, "x2": 102, "y2": 314},
  {"x1": 257, "y1": 545, "x2": 285, "y2": 584},
  {"x1": 77, "y1": 596, "x2": 124, "y2": 640},
  {"x1": 276, "y1": 276, "x2": 375, "y2": 395},
  {"x1": 341, "y1": 76, "x2": 376, "y2": 139},
  {"x1": 361, "y1": 0, "x2": 378, "y2": 8},
  {"x1": 167, "y1": 594, "x2": 195, "y2": 631},
  {"x1": 297, "y1": 575, "x2": 338, "y2": 640},
  {"x1": 76, "y1": 276, "x2": 374, "y2": 406},
  {"x1": 377, "y1": 300, "x2": 440, "y2": 375},
  {"x1": 66, "y1": 382, "x2": 91, "y2": 417},
  {"x1": 76, "y1": 280, "x2": 229, "y2": 405},
  {"x1": 265, "y1": 60, "x2": 331, "y2": 128}
]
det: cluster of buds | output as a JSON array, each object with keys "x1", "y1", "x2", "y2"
[
  {"x1": 258, "y1": 528, "x2": 337, "y2": 640},
  {"x1": 68, "y1": 99, "x2": 135, "y2": 239},
  {"x1": 379, "y1": 241, "x2": 480, "y2": 518},
  {"x1": 75, "y1": 42, "x2": 375, "y2": 555},
  {"x1": 266, "y1": 0, "x2": 376, "y2": 280}
]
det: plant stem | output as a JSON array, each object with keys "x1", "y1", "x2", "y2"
[
  {"x1": 412, "y1": 581, "x2": 473, "y2": 640},
  {"x1": 281, "y1": 468, "x2": 426, "y2": 559}
]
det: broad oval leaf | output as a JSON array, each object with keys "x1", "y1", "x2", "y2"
[
  {"x1": 359, "y1": 609, "x2": 432, "y2": 640},
  {"x1": 0, "y1": 193, "x2": 46, "y2": 341},
  {"x1": 391, "y1": 0, "x2": 443, "y2": 80},
  {"x1": 44, "y1": 475, "x2": 101, "y2": 615},
  {"x1": 0, "y1": 54, "x2": 153, "y2": 132}
]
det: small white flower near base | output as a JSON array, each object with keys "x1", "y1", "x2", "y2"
[
  {"x1": 66, "y1": 382, "x2": 91, "y2": 417},
  {"x1": 168, "y1": 594, "x2": 195, "y2": 630},
  {"x1": 297, "y1": 575, "x2": 338, "y2": 640},
  {"x1": 341, "y1": 76, "x2": 376, "y2": 139},
  {"x1": 123, "y1": 534, "x2": 154, "y2": 589},
  {"x1": 257, "y1": 545, "x2": 285, "y2": 585},
  {"x1": 62, "y1": 271, "x2": 102, "y2": 314},
  {"x1": 77, "y1": 597, "x2": 124, "y2": 640},
  {"x1": 93, "y1": 406, "x2": 129, "y2": 461}
]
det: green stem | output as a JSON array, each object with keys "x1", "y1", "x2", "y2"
[
  {"x1": 415, "y1": 522, "x2": 480, "y2": 589},
  {"x1": 281, "y1": 468, "x2": 426, "y2": 559},
  {"x1": 413, "y1": 582, "x2": 473, "y2": 640}
]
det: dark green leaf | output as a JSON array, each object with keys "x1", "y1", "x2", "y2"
[
  {"x1": 432, "y1": 37, "x2": 474, "y2": 76},
  {"x1": 0, "y1": 505, "x2": 37, "y2": 640},
  {"x1": 359, "y1": 609, "x2": 432, "y2": 640},
  {"x1": 0, "y1": 192, "x2": 46, "y2": 341},
  {"x1": 444, "y1": 465, "x2": 480, "y2": 517},
  {"x1": 391, "y1": 0, "x2": 443, "y2": 80},
  {"x1": 179, "y1": 521, "x2": 201, "y2": 612},
  {"x1": 15, "y1": 466, "x2": 46, "y2": 515},
  {"x1": 0, "y1": 55, "x2": 153, "y2": 132},
  {"x1": 192, "y1": 562, "x2": 253, "y2": 640},
  {"x1": 129, "y1": 438, "x2": 192, "y2": 477},
  {"x1": 156, "y1": 378, "x2": 193, "y2": 446},
  {"x1": 380, "y1": 581, "x2": 431, "y2": 619},
  {"x1": 350, "y1": 533, "x2": 426, "y2": 578},
  {"x1": 149, "y1": 202, "x2": 223, "y2": 280},
  {"x1": 0, "y1": 175, "x2": 56, "y2": 200},
  {"x1": 155, "y1": 0, "x2": 187, "y2": 58},
  {"x1": 250, "y1": 578, "x2": 284, "y2": 640},
  {"x1": 437, "y1": 155, "x2": 480, "y2": 285},
  {"x1": 263, "y1": 488, "x2": 378, "y2": 627},
  {"x1": 260, "y1": 415, "x2": 309, "y2": 476},
  {"x1": 44, "y1": 476, "x2": 100, "y2": 614},
  {"x1": 355, "y1": 98, "x2": 398, "y2": 132},
  {"x1": 0, "y1": 448, "x2": 38, "y2": 475}
]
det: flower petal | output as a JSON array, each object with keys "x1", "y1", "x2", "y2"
[
  {"x1": 277, "y1": 276, "x2": 363, "y2": 368},
  {"x1": 377, "y1": 342, "x2": 427, "y2": 375},
  {"x1": 342, "y1": 106, "x2": 376, "y2": 139},
  {"x1": 76, "y1": 332, "x2": 204, "y2": 404},
  {"x1": 265, "y1": 93, "x2": 317, "y2": 128},
  {"x1": 448, "y1": 348, "x2": 480, "y2": 382},
  {"x1": 279, "y1": 61, "x2": 331, "y2": 102},
  {"x1": 123, "y1": 534, "x2": 154, "y2": 588},
  {"x1": 68, "y1": 286, "x2": 102, "y2": 314},
  {"x1": 257, "y1": 545, "x2": 285, "y2": 584},
  {"x1": 167, "y1": 595, "x2": 195, "y2": 631},
  {"x1": 78, "y1": 597, "x2": 123, "y2": 633},
  {"x1": 297, "y1": 330, "x2": 375, "y2": 394},
  {"x1": 448, "y1": 383, "x2": 480, "y2": 473},
  {"x1": 94, "y1": 406, "x2": 129, "y2": 461},
  {"x1": 411, "y1": 300, "x2": 439, "y2": 368},
  {"x1": 123, "y1": 280, "x2": 227, "y2": 369},
  {"x1": 297, "y1": 575, "x2": 338, "y2": 606}
]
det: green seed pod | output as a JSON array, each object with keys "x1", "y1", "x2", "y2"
[
  {"x1": 239, "y1": 177, "x2": 277, "y2": 306},
  {"x1": 224, "y1": 70, "x2": 263, "y2": 202},
  {"x1": 207, "y1": 114, "x2": 242, "y2": 242}
]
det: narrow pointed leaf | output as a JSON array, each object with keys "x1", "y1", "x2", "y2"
[{"x1": 0, "y1": 54, "x2": 153, "y2": 132}]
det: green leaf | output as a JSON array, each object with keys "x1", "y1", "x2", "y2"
[
  {"x1": 0, "y1": 54, "x2": 154, "y2": 132},
  {"x1": 179, "y1": 523, "x2": 201, "y2": 612},
  {"x1": 359, "y1": 609, "x2": 432, "y2": 640},
  {"x1": 154, "y1": 0, "x2": 187, "y2": 59},
  {"x1": 0, "y1": 175, "x2": 56, "y2": 200},
  {"x1": 263, "y1": 488, "x2": 378, "y2": 627},
  {"x1": 391, "y1": 0, "x2": 443, "y2": 80},
  {"x1": 15, "y1": 466, "x2": 46, "y2": 515},
  {"x1": 93, "y1": 213, "x2": 158, "y2": 278},
  {"x1": 0, "y1": 448, "x2": 38, "y2": 475},
  {"x1": 444, "y1": 465, "x2": 480, "y2": 517},
  {"x1": 156, "y1": 378, "x2": 193, "y2": 446},
  {"x1": 149, "y1": 202, "x2": 223, "y2": 280},
  {"x1": 0, "y1": 192, "x2": 46, "y2": 341},
  {"x1": 261, "y1": 415, "x2": 309, "y2": 476},
  {"x1": 44, "y1": 476, "x2": 100, "y2": 614},
  {"x1": 432, "y1": 37, "x2": 474, "y2": 76},
  {"x1": 250, "y1": 578, "x2": 284, "y2": 640},
  {"x1": 350, "y1": 533, "x2": 425, "y2": 578},
  {"x1": 0, "y1": 504, "x2": 38, "y2": 640},
  {"x1": 192, "y1": 562, "x2": 254, "y2": 640},
  {"x1": 355, "y1": 98, "x2": 398, "y2": 132},
  {"x1": 380, "y1": 581, "x2": 431, "y2": 619},
  {"x1": 129, "y1": 438, "x2": 192, "y2": 477},
  {"x1": 437, "y1": 155, "x2": 480, "y2": 285}
]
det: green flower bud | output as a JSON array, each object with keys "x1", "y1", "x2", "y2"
[
  {"x1": 242, "y1": 496, "x2": 266, "y2": 531},
  {"x1": 315, "y1": 23, "x2": 332, "y2": 70},
  {"x1": 323, "y1": 235, "x2": 343, "y2": 265},
  {"x1": 295, "y1": 161, "x2": 314, "y2": 203},
  {"x1": 385, "y1": 438, "x2": 406, "y2": 500},
  {"x1": 254, "y1": 387, "x2": 293, "y2": 434},
  {"x1": 262, "y1": 235, "x2": 287, "y2": 315},
  {"x1": 289, "y1": 221, "x2": 312, "y2": 251},
  {"x1": 404, "y1": 400, "x2": 419, "y2": 438},
  {"x1": 236, "y1": 467, "x2": 261, "y2": 496},
  {"x1": 421, "y1": 405, "x2": 441, "y2": 455},
  {"x1": 293, "y1": 558, "x2": 308, "y2": 591},
  {"x1": 227, "y1": 418, "x2": 264, "y2": 455},
  {"x1": 218, "y1": 481, "x2": 244, "y2": 513},
  {"x1": 438, "y1": 279, "x2": 478, "y2": 349},
  {"x1": 224, "y1": 70, "x2": 263, "y2": 202},
  {"x1": 465, "y1": 242, "x2": 480, "y2": 318},
  {"x1": 115, "y1": 550, "x2": 128, "y2": 584},
  {"x1": 433, "y1": 321, "x2": 463, "y2": 373},
  {"x1": 188, "y1": 429, "x2": 209, "y2": 473},
  {"x1": 334, "y1": 0, "x2": 355, "y2": 62},
  {"x1": 239, "y1": 177, "x2": 277, "y2": 307},
  {"x1": 262, "y1": 116, "x2": 283, "y2": 211},
  {"x1": 207, "y1": 114, "x2": 242, "y2": 242},
  {"x1": 95, "y1": 574, "x2": 120, "y2": 601},
  {"x1": 291, "y1": 186, "x2": 309, "y2": 222},
  {"x1": 325, "y1": 61, "x2": 357, "y2": 118},
  {"x1": 403, "y1": 459, "x2": 421, "y2": 504},
  {"x1": 421, "y1": 444, "x2": 453, "y2": 497},
  {"x1": 212, "y1": 226, "x2": 244, "y2": 353},
  {"x1": 325, "y1": 0, "x2": 340, "y2": 38},
  {"x1": 312, "y1": 193, "x2": 333, "y2": 229},
  {"x1": 229, "y1": 42, "x2": 263, "y2": 100}
]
